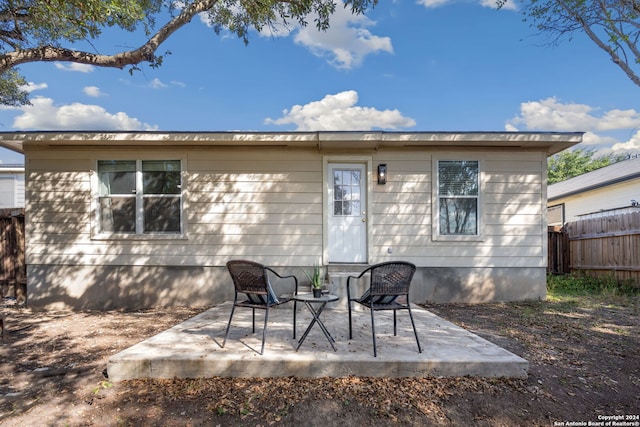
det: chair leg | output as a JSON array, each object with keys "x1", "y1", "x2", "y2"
[
  {"x1": 370, "y1": 308, "x2": 377, "y2": 357},
  {"x1": 293, "y1": 301, "x2": 297, "y2": 339},
  {"x1": 222, "y1": 304, "x2": 236, "y2": 348},
  {"x1": 393, "y1": 310, "x2": 397, "y2": 336},
  {"x1": 348, "y1": 301, "x2": 353, "y2": 339},
  {"x1": 407, "y1": 305, "x2": 422, "y2": 354},
  {"x1": 252, "y1": 308, "x2": 256, "y2": 333},
  {"x1": 260, "y1": 306, "x2": 270, "y2": 355}
]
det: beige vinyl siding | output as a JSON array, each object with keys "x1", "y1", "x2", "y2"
[
  {"x1": 27, "y1": 147, "x2": 323, "y2": 268},
  {"x1": 369, "y1": 151, "x2": 430, "y2": 266},
  {"x1": 187, "y1": 149, "x2": 322, "y2": 266},
  {"x1": 26, "y1": 145, "x2": 546, "y2": 270},
  {"x1": 550, "y1": 179, "x2": 640, "y2": 222},
  {"x1": 369, "y1": 151, "x2": 545, "y2": 268},
  {"x1": 27, "y1": 164, "x2": 93, "y2": 251}
]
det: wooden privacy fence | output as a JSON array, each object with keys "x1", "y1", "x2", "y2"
[
  {"x1": 0, "y1": 208, "x2": 26, "y2": 303},
  {"x1": 547, "y1": 225, "x2": 570, "y2": 275},
  {"x1": 562, "y1": 211, "x2": 640, "y2": 285}
]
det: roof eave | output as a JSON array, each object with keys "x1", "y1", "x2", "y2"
[
  {"x1": 0, "y1": 139, "x2": 25, "y2": 154},
  {"x1": 549, "y1": 171, "x2": 640, "y2": 201},
  {"x1": 0, "y1": 130, "x2": 584, "y2": 154}
]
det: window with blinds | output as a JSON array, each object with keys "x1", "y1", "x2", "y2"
[{"x1": 437, "y1": 160, "x2": 479, "y2": 235}]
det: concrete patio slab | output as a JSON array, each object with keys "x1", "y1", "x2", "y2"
[{"x1": 107, "y1": 301, "x2": 528, "y2": 381}]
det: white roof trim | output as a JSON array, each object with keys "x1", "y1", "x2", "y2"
[
  {"x1": 0, "y1": 167, "x2": 24, "y2": 173},
  {"x1": 0, "y1": 131, "x2": 583, "y2": 155}
]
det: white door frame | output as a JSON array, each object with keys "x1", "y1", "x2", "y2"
[{"x1": 323, "y1": 156, "x2": 373, "y2": 264}]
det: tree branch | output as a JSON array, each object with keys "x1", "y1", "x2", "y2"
[
  {"x1": 557, "y1": 0, "x2": 640, "y2": 88},
  {"x1": 0, "y1": 0, "x2": 220, "y2": 72}
]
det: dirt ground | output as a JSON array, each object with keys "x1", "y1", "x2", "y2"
[{"x1": 1, "y1": 297, "x2": 638, "y2": 426}]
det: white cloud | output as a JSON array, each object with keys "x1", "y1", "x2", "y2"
[
  {"x1": 598, "y1": 108, "x2": 640, "y2": 131},
  {"x1": 611, "y1": 130, "x2": 640, "y2": 152},
  {"x1": 480, "y1": 0, "x2": 517, "y2": 10},
  {"x1": 507, "y1": 97, "x2": 596, "y2": 130},
  {"x1": 581, "y1": 131, "x2": 620, "y2": 147},
  {"x1": 417, "y1": 0, "x2": 451, "y2": 7},
  {"x1": 148, "y1": 78, "x2": 168, "y2": 89},
  {"x1": 507, "y1": 98, "x2": 640, "y2": 132},
  {"x1": 506, "y1": 97, "x2": 640, "y2": 153},
  {"x1": 54, "y1": 62, "x2": 94, "y2": 73},
  {"x1": 265, "y1": 90, "x2": 415, "y2": 131},
  {"x1": 418, "y1": 0, "x2": 517, "y2": 10},
  {"x1": 23, "y1": 82, "x2": 48, "y2": 93},
  {"x1": 83, "y1": 86, "x2": 103, "y2": 97},
  {"x1": 293, "y1": 7, "x2": 393, "y2": 69},
  {"x1": 199, "y1": 5, "x2": 391, "y2": 69},
  {"x1": 11, "y1": 97, "x2": 157, "y2": 131}
]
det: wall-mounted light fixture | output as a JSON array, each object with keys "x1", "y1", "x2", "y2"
[{"x1": 377, "y1": 164, "x2": 387, "y2": 185}]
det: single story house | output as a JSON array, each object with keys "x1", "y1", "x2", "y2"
[
  {"x1": 0, "y1": 131, "x2": 582, "y2": 309},
  {"x1": 548, "y1": 156, "x2": 640, "y2": 226},
  {"x1": 0, "y1": 164, "x2": 25, "y2": 209}
]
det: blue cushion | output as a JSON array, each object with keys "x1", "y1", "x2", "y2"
[
  {"x1": 245, "y1": 285, "x2": 279, "y2": 305},
  {"x1": 359, "y1": 289, "x2": 397, "y2": 305}
]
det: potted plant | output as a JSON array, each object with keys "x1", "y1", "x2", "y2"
[{"x1": 304, "y1": 264, "x2": 324, "y2": 298}]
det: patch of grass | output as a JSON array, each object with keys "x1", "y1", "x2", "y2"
[{"x1": 547, "y1": 272, "x2": 640, "y2": 309}]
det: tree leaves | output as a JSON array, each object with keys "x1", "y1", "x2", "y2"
[
  {"x1": 547, "y1": 148, "x2": 625, "y2": 183},
  {"x1": 0, "y1": 0, "x2": 378, "y2": 105}
]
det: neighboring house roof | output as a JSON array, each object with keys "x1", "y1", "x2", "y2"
[
  {"x1": 0, "y1": 164, "x2": 25, "y2": 173},
  {"x1": 0, "y1": 130, "x2": 583, "y2": 156},
  {"x1": 548, "y1": 157, "x2": 640, "y2": 202}
]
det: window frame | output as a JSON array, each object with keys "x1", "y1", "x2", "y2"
[
  {"x1": 92, "y1": 157, "x2": 186, "y2": 240},
  {"x1": 432, "y1": 157, "x2": 484, "y2": 242}
]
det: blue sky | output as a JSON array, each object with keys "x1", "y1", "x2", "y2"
[{"x1": 0, "y1": 0, "x2": 639, "y2": 164}]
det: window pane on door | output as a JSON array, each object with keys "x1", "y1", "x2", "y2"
[{"x1": 333, "y1": 169, "x2": 361, "y2": 216}]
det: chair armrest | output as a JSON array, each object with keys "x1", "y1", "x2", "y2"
[
  {"x1": 346, "y1": 266, "x2": 372, "y2": 285},
  {"x1": 346, "y1": 265, "x2": 376, "y2": 300},
  {"x1": 346, "y1": 273, "x2": 364, "y2": 300},
  {"x1": 265, "y1": 267, "x2": 299, "y2": 294}
]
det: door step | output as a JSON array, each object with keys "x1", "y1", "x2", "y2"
[{"x1": 325, "y1": 264, "x2": 370, "y2": 310}]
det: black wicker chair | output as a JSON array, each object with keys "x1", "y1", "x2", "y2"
[
  {"x1": 223, "y1": 260, "x2": 298, "y2": 355},
  {"x1": 347, "y1": 261, "x2": 422, "y2": 357}
]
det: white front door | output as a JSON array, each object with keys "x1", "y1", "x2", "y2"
[{"x1": 328, "y1": 163, "x2": 367, "y2": 263}]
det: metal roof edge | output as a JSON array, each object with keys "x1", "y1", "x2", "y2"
[{"x1": 548, "y1": 171, "x2": 640, "y2": 202}]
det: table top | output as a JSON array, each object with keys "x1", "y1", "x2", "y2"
[{"x1": 290, "y1": 292, "x2": 339, "y2": 303}]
